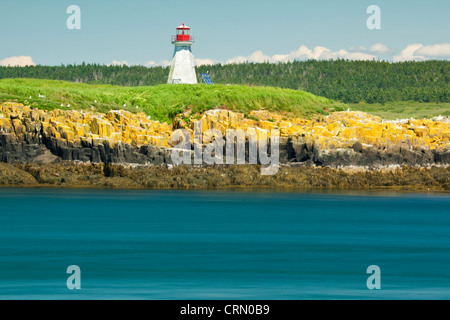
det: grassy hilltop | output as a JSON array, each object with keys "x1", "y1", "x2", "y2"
[
  {"x1": 0, "y1": 78, "x2": 345, "y2": 122},
  {"x1": 1, "y1": 60, "x2": 449, "y2": 104}
]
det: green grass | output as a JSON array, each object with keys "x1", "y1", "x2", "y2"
[
  {"x1": 0, "y1": 78, "x2": 345, "y2": 123},
  {"x1": 3, "y1": 78, "x2": 446, "y2": 122},
  {"x1": 348, "y1": 101, "x2": 450, "y2": 120}
]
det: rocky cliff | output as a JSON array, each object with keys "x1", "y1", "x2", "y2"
[{"x1": 0, "y1": 102, "x2": 449, "y2": 167}]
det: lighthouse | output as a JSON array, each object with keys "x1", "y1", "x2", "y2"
[{"x1": 167, "y1": 23, "x2": 197, "y2": 84}]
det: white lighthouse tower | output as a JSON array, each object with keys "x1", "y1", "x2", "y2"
[{"x1": 167, "y1": 23, "x2": 197, "y2": 84}]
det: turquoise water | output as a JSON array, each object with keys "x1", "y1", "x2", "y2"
[{"x1": 0, "y1": 188, "x2": 449, "y2": 299}]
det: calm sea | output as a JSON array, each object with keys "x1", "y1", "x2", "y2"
[{"x1": 0, "y1": 188, "x2": 449, "y2": 299}]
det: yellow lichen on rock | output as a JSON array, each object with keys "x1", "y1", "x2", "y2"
[
  {"x1": 185, "y1": 109, "x2": 450, "y2": 151},
  {"x1": 0, "y1": 103, "x2": 173, "y2": 149},
  {"x1": 0, "y1": 103, "x2": 449, "y2": 152}
]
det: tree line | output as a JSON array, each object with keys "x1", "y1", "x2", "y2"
[{"x1": 1, "y1": 60, "x2": 449, "y2": 103}]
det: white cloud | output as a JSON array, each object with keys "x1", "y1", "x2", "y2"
[
  {"x1": 393, "y1": 44, "x2": 427, "y2": 62},
  {"x1": 145, "y1": 60, "x2": 156, "y2": 67},
  {"x1": 145, "y1": 59, "x2": 171, "y2": 67},
  {"x1": 393, "y1": 43, "x2": 450, "y2": 62},
  {"x1": 118, "y1": 42, "x2": 450, "y2": 68},
  {"x1": 0, "y1": 56, "x2": 36, "y2": 67},
  {"x1": 158, "y1": 60, "x2": 172, "y2": 67},
  {"x1": 196, "y1": 43, "x2": 449, "y2": 66},
  {"x1": 224, "y1": 45, "x2": 378, "y2": 64},
  {"x1": 336, "y1": 51, "x2": 378, "y2": 60},
  {"x1": 195, "y1": 58, "x2": 216, "y2": 66},
  {"x1": 111, "y1": 59, "x2": 174, "y2": 67},
  {"x1": 416, "y1": 43, "x2": 450, "y2": 58},
  {"x1": 226, "y1": 50, "x2": 273, "y2": 64},
  {"x1": 350, "y1": 46, "x2": 368, "y2": 53},
  {"x1": 369, "y1": 43, "x2": 391, "y2": 54},
  {"x1": 110, "y1": 60, "x2": 129, "y2": 66}
]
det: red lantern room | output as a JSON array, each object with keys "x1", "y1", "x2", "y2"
[{"x1": 171, "y1": 23, "x2": 195, "y2": 44}]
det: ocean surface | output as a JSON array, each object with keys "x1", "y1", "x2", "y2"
[{"x1": 0, "y1": 188, "x2": 449, "y2": 300}]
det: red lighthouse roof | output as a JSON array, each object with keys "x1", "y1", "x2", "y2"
[{"x1": 177, "y1": 23, "x2": 190, "y2": 30}]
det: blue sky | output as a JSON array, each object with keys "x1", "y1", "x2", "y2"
[{"x1": 0, "y1": 0, "x2": 449, "y2": 66}]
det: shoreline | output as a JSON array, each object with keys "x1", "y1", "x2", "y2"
[
  {"x1": 1, "y1": 161, "x2": 449, "y2": 193},
  {"x1": 1, "y1": 184, "x2": 449, "y2": 194}
]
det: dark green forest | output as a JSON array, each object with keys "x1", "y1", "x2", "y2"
[{"x1": 0, "y1": 60, "x2": 449, "y2": 104}]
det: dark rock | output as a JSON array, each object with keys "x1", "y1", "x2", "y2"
[
  {"x1": 352, "y1": 142, "x2": 363, "y2": 153},
  {"x1": 61, "y1": 148, "x2": 72, "y2": 161},
  {"x1": 434, "y1": 149, "x2": 450, "y2": 164},
  {"x1": 1, "y1": 123, "x2": 449, "y2": 168}
]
